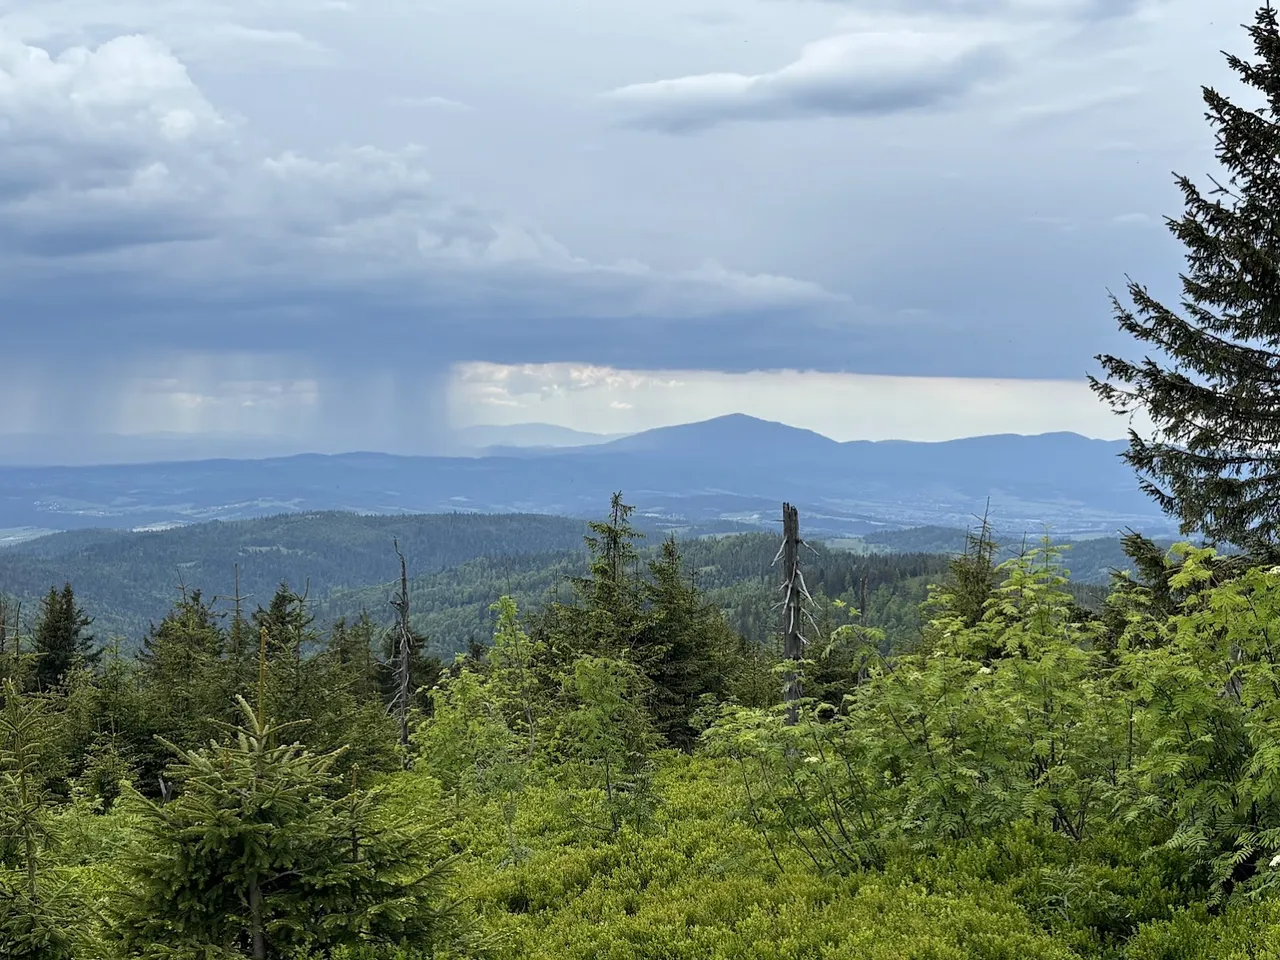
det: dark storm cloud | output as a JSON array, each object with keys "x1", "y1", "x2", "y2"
[
  {"x1": 0, "y1": 0, "x2": 1233, "y2": 458},
  {"x1": 0, "y1": 29, "x2": 844, "y2": 381}
]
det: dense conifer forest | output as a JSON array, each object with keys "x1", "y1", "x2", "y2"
[
  {"x1": 12, "y1": 5, "x2": 1280, "y2": 958},
  {"x1": 0, "y1": 510, "x2": 1128, "y2": 649},
  {"x1": 0, "y1": 489, "x2": 1270, "y2": 959}
]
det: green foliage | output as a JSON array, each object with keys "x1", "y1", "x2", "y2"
[
  {"x1": 416, "y1": 659, "x2": 525, "y2": 815},
  {"x1": 0, "y1": 681, "x2": 61, "y2": 889},
  {"x1": 0, "y1": 512, "x2": 594, "y2": 642},
  {"x1": 554, "y1": 655, "x2": 659, "y2": 834},
  {"x1": 1126, "y1": 899, "x2": 1280, "y2": 960},
  {"x1": 698, "y1": 537, "x2": 1280, "y2": 951},
  {"x1": 16, "y1": 480, "x2": 1280, "y2": 957},
  {"x1": 104, "y1": 696, "x2": 468, "y2": 959},
  {"x1": 446, "y1": 759, "x2": 1076, "y2": 960},
  {"x1": 0, "y1": 681, "x2": 79, "y2": 960},
  {"x1": 0, "y1": 877, "x2": 81, "y2": 960},
  {"x1": 1111, "y1": 549, "x2": 1280, "y2": 903}
]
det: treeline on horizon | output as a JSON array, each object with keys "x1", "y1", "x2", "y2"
[{"x1": 0, "y1": 507, "x2": 1128, "y2": 651}]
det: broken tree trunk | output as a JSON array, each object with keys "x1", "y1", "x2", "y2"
[
  {"x1": 776, "y1": 503, "x2": 811, "y2": 725},
  {"x1": 390, "y1": 539, "x2": 413, "y2": 762}
]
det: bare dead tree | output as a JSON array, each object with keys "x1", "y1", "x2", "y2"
[
  {"x1": 210, "y1": 563, "x2": 256, "y2": 664},
  {"x1": 257, "y1": 625, "x2": 270, "y2": 718},
  {"x1": 0, "y1": 599, "x2": 21, "y2": 679},
  {"x1": 389, "y1": 538, "x2": 413, "y2": 761},
  {"x1": 773, "y1": 503, "x2": 817, "y2": 725}
]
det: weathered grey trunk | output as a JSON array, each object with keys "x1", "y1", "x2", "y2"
[
  {"x1": 780, "y1": 503, "x2": 804, "y2": 725},
  {"x1": 390, "y1": 540, "x2": 413, "y2": 760}
]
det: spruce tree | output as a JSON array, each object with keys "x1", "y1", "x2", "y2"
[
  {"x1": 105, "y1": 696, "x2": 467, "y2": 959},
  {"x1": 1092, "y1": 4, "x2": 1280, "y2": 551},
  {"x1": 640, "y1": 536, "x2": 729, "y2": 749},
  {"x1": 0, "y1": 681, "x2": 76, "y2": 960},
  {"x1": 252, "y1": 583, "x2": 319, "y2": 725},
  {"x1": 561, "y1": 492, "x2": 645, "y2": 659},
  {"x1": 30, "y1": 585, "x2": 95, "y2": 692},
  {"x1": 951, "y1": 513, "x2": 999, "y2": 627},
  {"x1": 138, "y1": 590, "x2": 228, "y2": 743},
  {"x1": 250, "y1": 590, "x2": 402, "y2": 777},
  {"x1": 325, "y1": 615, "x2": 379, "y2": 703}
]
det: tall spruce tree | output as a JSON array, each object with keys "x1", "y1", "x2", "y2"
[
  {"x1": 138, "y1": 590, "x2": 228, "y2": 736},
  {"x1": 947, "y1": 514, "x2": 1000, "y2": 630},
  {"x1": 252, "y1": 583, "x2": 317, "y2": 724},
  {"x1": 640, "y1": 537, "x2": 730, "y2": 749},
  {"x1": 30, "y1": 584, "x2": 95, "y2": 692},
  {"x1": 1092, "y1": 4, "x2": 1280, "y2": 551},
  {"x1": 564, "y1": 491, "x2": 645, "y2": 659},
  {"x1": 0, "y1": 682, "x2": 76, "y2": 960}
]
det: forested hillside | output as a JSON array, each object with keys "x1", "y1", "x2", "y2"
[
  {"x1": 0, "y1": 512, "x2": 593, "y2": 641},
  {"x1": 863, "y1": 524, "x2": 1170, "y2": 584},
  {"x1": 322, "y1": 531, "x2": 951, "y2": 655},
  {"x1": 0, "y1": 510, "x2": 1130, "y2": 654},
  {"x1": 0, "y1": 487, "x2": 1276, "y2": 960}
]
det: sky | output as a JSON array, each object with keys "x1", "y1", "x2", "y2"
[{"x1": 0, "y1": 0, "x2": 1242, "y2": 462}]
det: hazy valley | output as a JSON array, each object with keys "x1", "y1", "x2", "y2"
[{"x1": 0, "y1": 415, "x2": 1171, "y2": 544}]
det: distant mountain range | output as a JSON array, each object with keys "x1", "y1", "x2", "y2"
[
  {"x1": 0, "y1": 423, "x2": 631, "y2": 467},
  {"x1": 0, "y1": 414, "x2": 1170, "y2": 540},
  {"x1": 452, "y1": 423, "x2": 629, "y2": 452}
]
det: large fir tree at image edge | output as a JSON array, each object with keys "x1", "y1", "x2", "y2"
[{"x1": 1092, "y1": 3, "x2": 1280, "y2": 553}]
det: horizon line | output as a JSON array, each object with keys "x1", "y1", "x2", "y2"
[{"x1": 0, "y1": 413, "x2": 1128, "y2": 471}]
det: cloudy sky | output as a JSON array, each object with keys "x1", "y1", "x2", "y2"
[{"x1": 0, "y1": 0, "x2": 1239, "y2": 462}]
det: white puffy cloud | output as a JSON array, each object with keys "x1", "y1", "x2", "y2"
[
  {"x1": 457, "y1": 362, "x2": 684, "y2": 401},
  {"x1": 0, "y1": 29, "x2": 841, "y2": 329},
  {"x1": 604, "y1": 0, "x2": 1167, "y2": 133},
  {"x1": 0, "y1": 33, "x2": 228, "y2": 180},
  {"x1": 606, "y1": 27, "x2": 1008, "y2": 133}
]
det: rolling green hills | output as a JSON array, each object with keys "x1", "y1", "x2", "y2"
[{"x1": 0, "y1": 510, "x2": 1153, "y2": 655}]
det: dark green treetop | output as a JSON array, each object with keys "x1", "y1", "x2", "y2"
[
  {"x1": 104, "y1": 695, "x2": 468, "y2": 959},
  {"x1": 31, "y1": 584, "x2": 95, "y2": 692},
  {"x1": 1092, "y1": 4, "x2": 1280, "y2": 552}
]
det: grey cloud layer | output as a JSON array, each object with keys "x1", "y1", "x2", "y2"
[
  {"x1": 0, "y1": 0, "x2": 1231, "y2": 425},
  {"x1": 0, "y1": 28, "x2": 844, "y2": 369}
]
